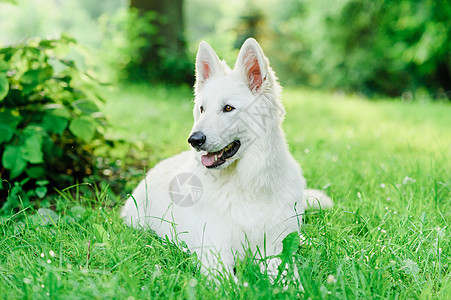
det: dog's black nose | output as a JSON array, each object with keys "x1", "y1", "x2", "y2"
[{"x1": 188, "y1": 131, "x2": 206, "y2": 148}]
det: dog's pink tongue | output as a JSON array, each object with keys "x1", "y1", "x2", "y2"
[
  {"x1": 201, "y1": 154, "x2": 216, "y2": 167},
  {"x1": 201, "y1": 151, "x2": 224, "y2": 167}
]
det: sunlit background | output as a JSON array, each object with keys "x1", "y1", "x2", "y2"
[{"x1": 1, "y1": 0, "x2": 450, "y2": 98}]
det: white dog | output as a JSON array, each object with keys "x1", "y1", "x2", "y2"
[{"x1": 121, "y1": 38, "x2": 332, "y2": 277}]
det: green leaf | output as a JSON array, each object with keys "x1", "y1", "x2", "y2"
[
  {"x1": 21, "y1": 66, "x2": 53, "y2": 93},
  {"x1": 281, "y1": 231, "x2": 300, "y2": 258},
  {"x1": 42, "y1": 112, "x2": 69, "y2": 134},
  {"x1": 2, "y1": 145, "x2": 27, "y2": 179},
  {"x1": 25, "y1": 166, "x2": 45, "y2": 179},
  {"x1": 69, "y1": 206, "x2": 86, "y2": 219},
  {"x1": 69, "y1": 117, "x2": 96, "y2": 142},
  {"x1": 35, "y1": 186, "x2": 47, "y2": 199},
  {"x1": 36, "y1": 180, "x2": 49, "y2": 186},
  {"x1": 93, "y1": 224, "x2": 109, "y2": 243},
  {"x1": 73, "y1": 99, "x2": 99, "y2": 114},
  {"x1": 0, "y1": 59, "x2": 9, "y2": 72},
  {"x1": 0, "y1": 123, "x2": 14, "y2": 144},
  {"x1": 0, "y1": 109, "x2": 22, "y2": 127},
  {"x1": 0, "y1": 73, "x2": 8, "y2": 101},
  {"x1": 60, "y1": 33, "x2": 77, "y2": 44},
  {"x1": 34, "y1": 208, "x2": 59, "y2": 225},
  {"x1": 22, "y1": 133, "x2": 43, "y2": 164}
]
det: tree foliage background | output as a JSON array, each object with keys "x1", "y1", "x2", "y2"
[
  {"x1": 0, "y1": 0, "x2": 449, "y2": 98},
  {"x1": 267, "y1": 0, "x2": 451, "y2": 98}
]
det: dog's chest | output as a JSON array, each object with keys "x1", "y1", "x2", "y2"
[{"x1": 194, "y1": 187, "x2": 296, "y2": 249}]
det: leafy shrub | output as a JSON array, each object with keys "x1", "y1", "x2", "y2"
[{"x1": 0, "y1": 35, "x2": 108, "y2": 213}]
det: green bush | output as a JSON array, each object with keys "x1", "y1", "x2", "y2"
[{"x1": 0, "y1": 35, "x2": 108, "y2": 213}]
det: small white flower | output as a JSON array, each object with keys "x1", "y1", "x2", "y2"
[
  {"x1": 357, "y1": 192, "x2": 362, "y2": 199},
  {"x1": 23, "y1": 278, "x2": 32, "y2": 284},
  {"x1": 189, "y1": 278, "x2": 198, "y2": 287},
  {"x1": 103, "y1": 169, "x2": 113, "y2": 176},
  {"x1": 327, "y1": 275, "x2": 337, "y2": 284},
  {"x1": 47, "y1": 259, "x2": 52, "y2": 264},
  {"x1": 243, "y1": 282, "x2": 249, "y2": 287},
  {"x1": 304, "y1": 148, "x2": 310, "y2": 154},
  {"x1": 40, "y1": 253, "x2": 45, "y2": 258},
  {"x1": 402, "y1": 176, "x2": 416, "y2": 185},
  {"x1": 380, "y1": 183, "x2": 385, "y2": 188},
  {"x1": 49, "y1": 250, "x2": 56, "y2": 257}
]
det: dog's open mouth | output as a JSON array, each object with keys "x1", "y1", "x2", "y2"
[{"x1": 201, "y1": 140, "x2": 241, "y2": 168}]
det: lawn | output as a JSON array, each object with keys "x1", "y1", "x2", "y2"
[{"x1": 1, "y1": 84, "x2": 450, "y2": 299}]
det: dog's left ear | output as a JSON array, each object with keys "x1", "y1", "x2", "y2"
[{"x1": 235, "y1": 38, "x2": 270, "y2": 94}]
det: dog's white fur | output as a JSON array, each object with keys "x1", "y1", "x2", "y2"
[{"x1": 121, "y1": 38, "x2": 332, "y2": 276}]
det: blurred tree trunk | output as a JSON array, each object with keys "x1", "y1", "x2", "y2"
[{"x1": 130, "y1": 0, "x2": 192, "y2": 83}]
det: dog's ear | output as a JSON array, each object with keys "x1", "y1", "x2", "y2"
[
  {"x1": 195, "y1": 41, "x2": 223, "y2": 93},
  {"x1": 235, "y1": 38, "x2": 269, "y2": 94}
]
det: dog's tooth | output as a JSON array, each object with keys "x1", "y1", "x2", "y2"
[{"x1": 215, "y1": 154, "x2": 217, "y2": 162}]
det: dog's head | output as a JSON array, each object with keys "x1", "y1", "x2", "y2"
[{"x1": 188, "y1": 38, "x2": 284, "y2": 170}]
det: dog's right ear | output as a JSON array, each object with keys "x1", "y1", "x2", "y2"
[{"x1": 195, "y1": 41, "x2": 223, "y2": 93}]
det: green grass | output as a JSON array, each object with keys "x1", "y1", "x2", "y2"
[{"x1": 1, "y1": 84, "x2": 450, "y2": 299}]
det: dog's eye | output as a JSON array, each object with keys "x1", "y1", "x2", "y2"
[
  {"x1": 200, "y1": 106, "x2": 204, "y2": 113},
  {"x1": 223, "y1": 105, "x2": 235, "y2": 112}
]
